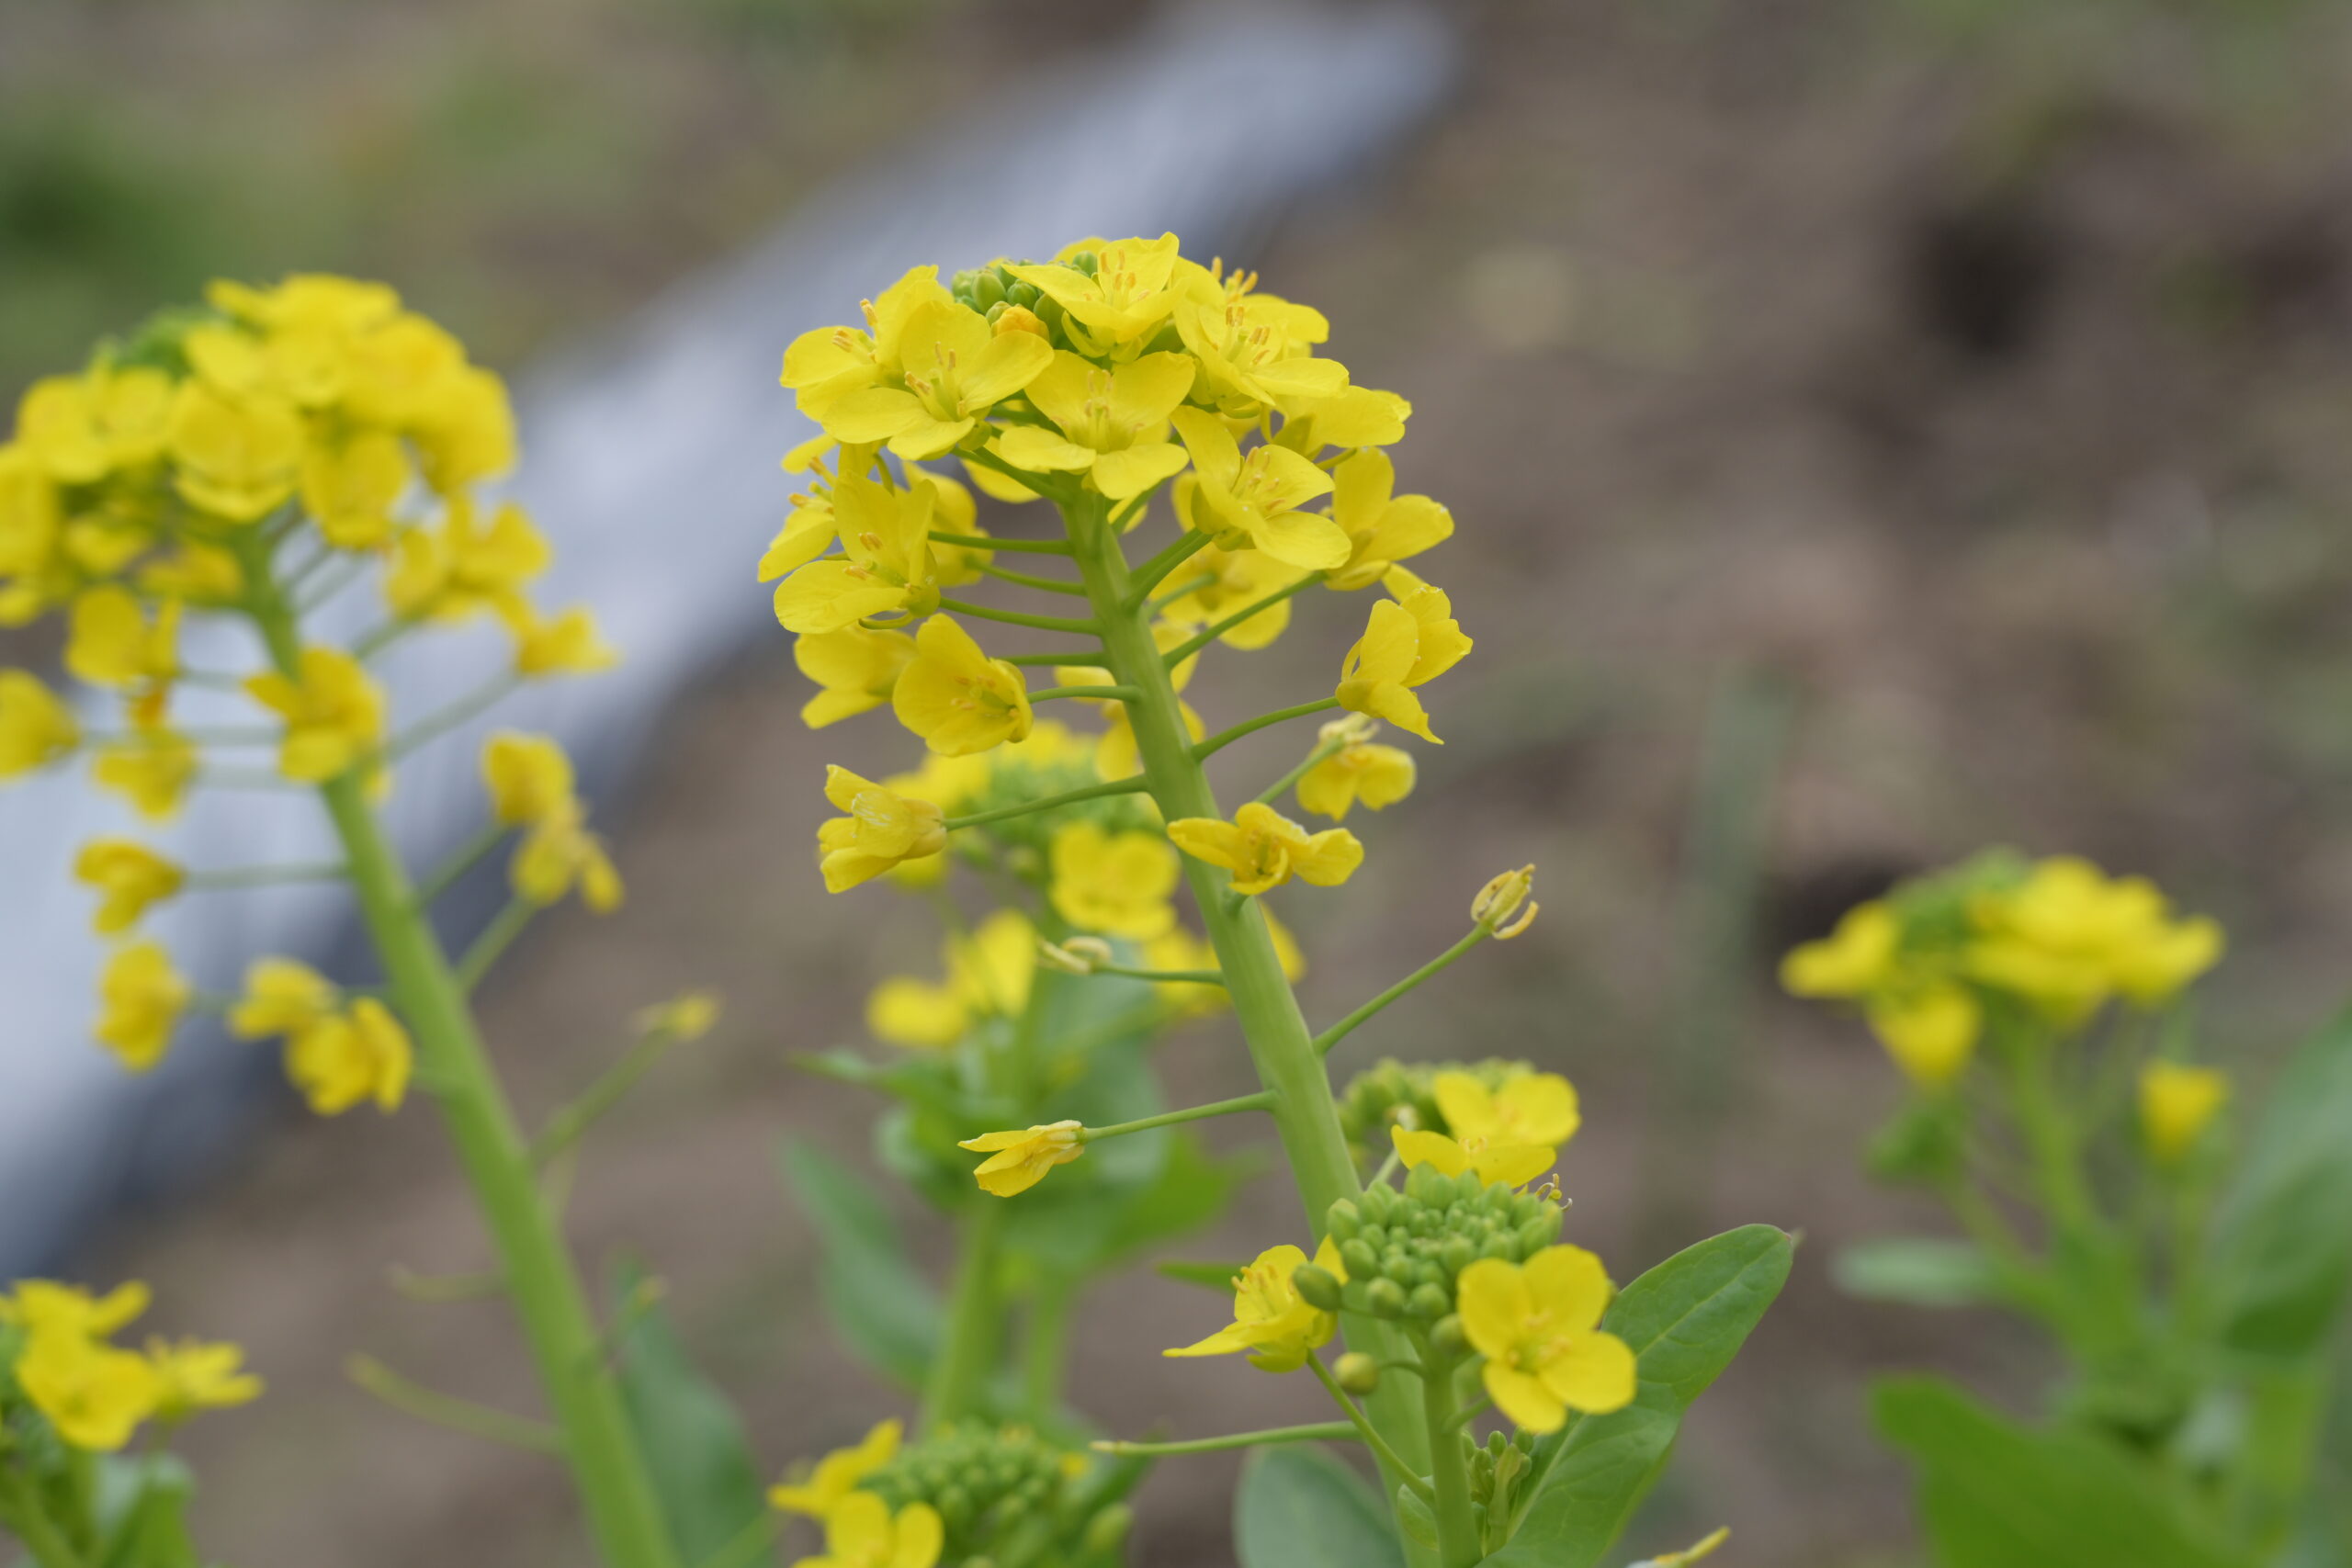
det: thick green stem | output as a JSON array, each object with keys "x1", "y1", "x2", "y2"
[
  {"x1": 238, "y1": 537, "x2": 679, "y2": 1568},
  {"x1": 923, "y1": 1201, "x2": 1008, "y2": 1430},
  {"x1": 0, "y1": 1471, "x2": 86, "y2": 1568},
  {"x1": 1023, "y1": 1281, "x2": 1074, "y2": 1421},
  {"x1": 1419, "y1": 1350, "x2": 1482, "y2": 1567},
  {"x1": 1060, "y1": 492, "x2": 1435, "y2": 1555}
]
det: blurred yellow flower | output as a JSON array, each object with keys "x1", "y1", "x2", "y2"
[
  {"x1": 818, "y1": 765, "x2": 948, "y2": 894},
  {"x1": 286, "y1": 998, "x2": 413, "y2": 1115},
  {"x1": 0, "y1": 1280, "x2": 149, "y2": 1340},
  {"x1": 1155, "y1": 541, "x2": 1307, "y2": 651},
  {"x1": 300, "y1": 431, "x2": 410, "y2": 550},
  {"x1": 1780, "y1": 902, "x2": 1901, "y2": 998},
  {"x1": 165, "y1": 381, "x2": 302, "y2": 521},
  {"x1": 386, "y1": 498, "x2": 552, "y2": 623},
  {"x1": 73, "y1": 840, "x2": 184, "y2": 934},
  {"x1": 793, "y1": 1491, "x2": 943, "y2": 1568},
  {"x1": 94, "y1": 940, "x2": 188, "y2": 1071},
  {"x1": 1048, "y1": 820, "x2": 1178, "y2": 939},
  {"x1": 769, "y1": 1417, "x2": 902, "y2": 1517},
  {"x1": 795, "y1": 625, "x2": 917, "y2": 728},
  {"x1": 867, "y1": 908, "x2": 1035, "y2": 1049},
  {"x1": 2140, "y1": 1061, "x2": 2229, "y2": 1167},
  {"x1": 507, "y1": 604, "x2": 620, "y2": 680},
  {"x1": 146, "y1": 1337, "x2": 264, "y2": 1421},
  {"x1": 1864, "y1": 981, "x2": 1981, "y2": 1089},
  {"x1": 958, "y1": 1120, "x2": 1084, "y2": 1197},
  {"x1": 91, "y1": 716, "x2": 198, "y2": 820},
  {"x1": 246, "y1": 647, "x2": 385, "y2": 783},
  {"x1": 65, "y1": 587, "x2": 178, "y2": 691},
  {"x1": 16, "y1": 1331, "x2": 163, "y2": 1451},
  {"x1": 1168, "y1": 802, "x2": 1362, "y2": 897},
  {"x1": 227, "y1": 956, "x2": 340, "y2": 1040},
  {"x1": 0, "y1": 669, "x2": 81, "y2": 778},
  {"x1": 481, "y1": 732, "x2": 576, "y2": 827},
  {"x1": 513, "y1": 802, "x2": 624, "y2": 913}
]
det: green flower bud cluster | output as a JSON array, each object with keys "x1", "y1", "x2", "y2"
[
  {"x1": 1308, "y1": 1163, "x2": 1563, "y2": 1325},
  {"x1": 1335, "y1": 1057, "x2": 1534, "y2": 1160},
  {"x1": 949, "y1": 261, "x2": 1085, "y2": 350},
  {"x1": 866, "y1": 1422, "x2": 1091, "y2": 1564},
  {"x1": 945, "y1": 746, "x2": 1158, "y2": 881},
  {"x1": 1467, "y1": 1427, "x2": 1540, "y2": 1552}
]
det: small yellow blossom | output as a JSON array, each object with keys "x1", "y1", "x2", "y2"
[
  {"x1": 1471, "y1": 863, "x2": 1539, "y2": 937},
  {"x1": 227, "y1": 957, "x2": 340, "y2": 1040},
  {"x1": 17, "y1": 367, "x2": 174, "y2": 481},
  {"x1": 796, "y1": 625, "x2": 917, "y2": 728},
  {"x1": 958, "y1": 1120, "x2": 1085, "y2": 1197},
  {"x1": 1155, "y1": 540, "x2": 1308, "y2": 651},
  {"x1": 891, "y1": 615, "x2": 1034, "y2": 755},
  {"x1": 1631, "y1": 1528, "x2": 1731, "y2": 1568},
  {"x1": 513, "y1": 801, "x2": 626, "y2": 912},
  {"x1": 0, "y1": 668, "x2": 80, "y2": 778},
  {"x1": 1296, "y1": 740, "x2": 1416, "y2": 821},
  {"x1": 1169, "y1": 406, "x2": 1344, "y2": 570},
  {"x1": 15, "y1": 1331, "x2": 164, "y2": 1451},
  {"x1": 481, "y1": 731, "x2": 576, "y2": 826},
  {"x1": 385, "y1": 498, "x2": 552, "y2": 623},
  {"x1": 1457, "y1": 1246, "x2": 1637, "y2": 1433},
  {"x1": 635, "y1": 990, "x2": 722, "y2": 1042},
  {"x1": 1164, "y1": 1240, "x2": 1347, "y2": 1372},
  {"x1": 1780, "y1": 902, "x2": 1900, "y2": 998},
  {"x1": 1964, "y1": 857, "x2": 2223, "y2": 1020},
  {"x1": 343, "y1": 311, "x2": 471, "y2": 427},
  {"x1": 780, "y1": 268, "x2": 948, "y2": 426},
  {"x1": 165, "y1": 381, "x2": 303, "y2": 521},
  {"x1": 1865, "y1": 981, "x2": 1981, "y2": 1089},
  {"x1": 137, "y1": 541, "x2": 244, "y2": 604},
  {"x1": 286, "y1": 998, "x2": 413, "y2": 1115},
  {"x1": 2140, "y1": 1061, "x2": 2229, "y2": 1167},
  {"x1": 146, "y1": 1337, "x2": 264, "y2": 1422},
  {"x1": 994, "y1": 350, "x2": 1193, "y2": 499},
  {"x1": 1005, "y1": 235, "x2": 1188, "y2": 354},
  {"x1": 1173, "y1": 276, "x2": 1350, "y2": 417},
  {"x1": 816, "y1": 297, "x2": 1054, "y2": 460},
  {"x1": 1324, "y1": 449, "x2": 1453, "y2": 591},
  {"x1": 818, "y1": 765, "x2": 948, "y2": 894},
  {"x1": 1048, "y1": 820, "x2": 1179, "y2": 939},
  {"x1": 1334, "y1": 577, "x2": 1471, "y2": 743},
  {"x1": 73, "y1": 840, "x2": 184, "y2": 934},
  {"x1": 246, "y1": 647, "x2": 385, "y2": 782},
  {"x1": 508, "y1": 604, "x2": 621, "y2": 679},
  {"x1": 95, "y1": 940, "x2": 189, "y2": 1071},
  {"x1": 411, "y1": 366, "x2": 517, "y2": 495},
  {"x1": 1167, "y1": 802, "x2": 1363, "y2": 897},
  {"x1": 792, "y1": 1491, "x2": 944, "y2": 1568},
  {"x1": 1391, "y1": 1070, "x2": 1578, "y2": 1189},
  {"x1": 92, "y1": 717, "x2": 198, "y2": 820},
  {"x1": 0, "y1": 1280, "x2": 150, "y2": 1340},
  {"x1": 1274, "y1": 383, "x2": 1412, "y2": 455},
  {"x1": 868, "y1": 909, "x2": 1035, "y2": 1049},
  {"x1": 65, "y1": 587, "x2": 179, "y2": 691},
  {"x1": 773, "y1": 467, "x2": 941, "y2": 635},
  {"x1": 770, "y1": 1417, "x2": 902, "y2": 1517},
  {"x1": 300, "y1": 431, "x2": 411, "y2": 549}
]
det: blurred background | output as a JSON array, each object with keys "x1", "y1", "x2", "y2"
[{"x1": 8, "y1": 0, "x2": 2352, "y2": 1562}]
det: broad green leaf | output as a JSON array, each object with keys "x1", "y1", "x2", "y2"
[
  {"x1": 2210, "y1": 1010, "x2": 2352, "y2": 1360},
  {"x1": 780, "y1": 1136, "x2": 941, "y2": 1388},
  {"x1": 610, "y1": 1258, "x2": 769, "y2": 1565},
  {"x1": 1873, "y1": 1376, "x2": 2252, "y2": 1568},
  {"x1": 96, "y1": 1454, "x2": 199, "y2": 1568},
  {"x1": 1234, "y1": 1445, "x2": 1407, "y2": 1568},
  {"x1": 1834, "y1": 1237, "x2": 2005, "y2": 1309},
  {"x1": 1483, "y1": 1224, "x2": 1794, "y2": 1568}
]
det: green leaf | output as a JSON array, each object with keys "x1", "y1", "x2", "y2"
[
  {"x1": 1834, "y1": 1237, "x2": 2005, "y2": 1309},
  {"x1": 610, "y1": 1258, "x2": 769, "y2": 1565},
  {"x1": 2210, "y1": 1009, "x2": 2352, "y2": 1360},
  {"x1": 1234, "y1": 1445, "x2": 1407, "y2": 1568},
  {"x1": 96, "y1": 1454, "x2": 200, "y2": 1568},
  {"x1": 780, "y1": 1136, "x2": 941, "y2": 1388},
  {"x1": 1873, "y1": 1375, "x2": 2253, "y2": 1568},
  {"x1": 1483, "y1": 1224, "x2": 1794, "y2": 1568}
]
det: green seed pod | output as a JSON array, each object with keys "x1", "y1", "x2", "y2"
[
  {"x1": 1333, "y1": 1351, "x2": 1381, "y2": 1395},
  {"x1": 1291, "y1": 1263, "x2": 1343, "y2": 1313},
  {"x1": 1340, "y1": 1238, "x2": 1379, "y2": 1280},
  {"x1": 1408, "y1": 1281, "x2": 1452, "y2": 1321},
  {"x1": 1429, "y1": 1314, "x2": 1469, "y2": 1359},
  {"x1": 1364, "y1": 1278, "x2": 1408, "y2": 1318},
  {"x1": 1326, "y1": 1200, "x2": 1363, "y2": 1241}
]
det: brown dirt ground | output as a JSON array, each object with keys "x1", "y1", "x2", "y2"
[{"x1": 59, "y1": 1, "x2": 2352, "y2": 1564}]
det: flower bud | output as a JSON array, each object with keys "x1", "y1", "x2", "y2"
[
  {"x1": 1363, "y1": 1278, "x2": 1408, "y2": 1318},
  {"x1": 1083, "y1": 1505, "x2": 1134, "y2": 1554},
  {"x1": 1317, "y1": 712, "x2": 1379, "y2": 746},
  {"x1": 1291, "y1": 1263, "x2": 1343, "y2": 1313},
  {"x1": 1340, "y1": 1238, "x2": 1380, "y2": 1280},
  {"x1": 1428, "y1": 1314, "x2": 1468, "y2": 1359},
  {"x1": 1516, "y1": 1207, "x2": 1563, "y2": 1255},
  {"x1": 1408, "y1": 1282, "x2": 1452, "y2": 1321},
  {"x1": 1333, "y1": 1351, "x2": 1381, "y2": 1395},
  {"x1": 1038, "y1": 936, "x2": 1113, "y2": 975},
  {"x1": 1325, "y1": 1199, "x2": 1363, "y2": 1242},
  {"x1": 1473, "y1": 864, "x2": 1538, "y2": 939},
  {"x1": 993, "y1": 305, "x2": 1051, "y2": 341}
]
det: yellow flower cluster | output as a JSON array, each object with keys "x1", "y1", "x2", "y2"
[
  {"x1": 482, "y1": 731, "x2": 625, "y2": 912},
  {"x1": 768, "y1": 1419, "x2": 944, "y2": 1568},
  {"x1": 1782, "y1": 853, "x2": 2224, "y2": 1089},
  {"x1": 0, "y1": 1279, "x2": 258, "y2": 1453}
]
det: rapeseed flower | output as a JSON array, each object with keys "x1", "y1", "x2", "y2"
[
  {"x1": 958, "y1": 1121, "x2": 1084, "y2": 1197},
  {"x1": 819, "y1": 766, "x2": 948, "y2": 893},
  {"x1": 1391, "y1": 1070, "x2": 1578, "y2": 1189},
  {"x1": 65, "y1": 587, "x2": 178, "y2": 691},
  {"x1": 1006, "y1": 234, "x2": 1187, "y2": 355},
  {"x1": 73, "y1": 840, "x2": 184, "y2": 934},
  {"x1": 867, "y1": 909, "x2": 1036, "y2": 1049},
  {"x1": 94, "y1": 940, "x2": 188, "y2": 1071},
  {"x1": 0, "y1": 668, "x2": 79, "y2": 777},
  {"x1": 482, "y1": 731, "x2": 576, "y2": 826},
  {"x1": 1864, "y1": 981, "x2": 1980, "y2": 1089},
  {"x1": 1047, "y1": 820, "x2": 1178, "y2": 938},
  {"x1": 164, "y1": 381, "x2": 302, "y2": 521},
  {"x1": 285, "y1": 998, "x2": 413, "y2": 1115},
  {"x1": 146, "y1": 1337, "x2": 264, "y2": 1422},
  {"x1": 1296, "y1": 739, "x2": 1416, "y2": 821},
  {"x1": 1155, "y1": 541, "x2": 1307, "y2": 650},
  {"x1": 1164, "y1": 1240, "x2": 1347, "y2": 1372},
  {"x1": 774, "y1": 467, "x2": 941, "y2": 634},
  {"x1": 796, "y1": 625, "x2": 917, "y2": 728},
  {"x1": 994, "y1": 350, "x2": 1193, "y2": 499},
  {"x1": 91, "y1": 717, "x2": 198, "y2": 820},
  {"x1": 813, "y1": 298, "x2": 1053, "y2": 460},
  {"x1": 246, "y1": 647, "x2": 385, "y2": 783},
  {"x1": 792, "y1": 1490, "x2": 944, "y2": 1568},
  {"x1": 892, "y1": 615, "x2": 1034, "y2": 755},
  {"x1": 771, "y1": 1418, "x2": 902, "y2": 1517},
  {"x1": 507, "y1": 603, "x2": 620, "y2": 679},
  {"x1": 385, "y1": 498, "x2": 552, "y2": 623},
  {"x1": 1335, "y1": 575, "x2": 1471, "y2": 743},
  {"x1": 0, "y1": 1280, "x2": 150, "y2": 1340},
  {"x1": 1323, "y1": 449, "x2": 1453, "y2": 592},
  {"x1": 1169, "y1": 407, "x2": 1344, "y2": 570},
  {"x1": 1167, "y1": 802, "x2": 1362, "y2": 897},
  {"x1": 300, "y1": 431, "x2": 410, "y2": 549},
  {"x1": 1456, "y1": 1246, "x2": 1636, "y2": 1432},
  {"x1": 1779, "y1": 902, "x2": 1901, "y2": 998},
  {"x1": 2140, "y1": 1061, "x2": 2229, "y2": 1167},
  {"x1": 227, "y1": 957, "x2": 340, "y2": 1040},
  {"x1": 15, "y1": 1331, "x2": 163, "y2": 1451}
]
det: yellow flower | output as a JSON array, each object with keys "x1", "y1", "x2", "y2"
[
  {"x1": 1865, "y1": 981, "x2": 1981, "y2": 1089},
  {"x1": 796, "y1": 626, "x2": 917, "y2": 728},
  {"x1": 481, "y1": 732, "x2": 577, "y2": 826},
  {"x1": 92, "y1": 716, "x2": 198, "y2": 820},
  {"x1": 15, "y1": 1331, "x2": 164, "y2": 1451},
  {"x1": 16, "y1": 367, "x2": 175, "y2": 481},
  {"x1": 341, "y1": 311, "x2": 470, "y2": 427},
  {"x1": 1273, "y1": 384, "x2": 1413, "y2": 455},
  {"x1": 818, "y1": 765, "x2": 949, "y2": 893},
  {"x1": 1334, "y1": 576, "x2": 1471, "y2": 743},
  {"x1": 769, "y1": 1418, "x2": 902, "y2": 1517},
  {"x1": 636, "y1": 990, "x2": 722, "y2": 1042},
  {"x1": 1324, "y1": 449, "x2": 1452, "y2": 591},
  {"x1": 1048, "y1": 820, "x2": 1179, "y2": 938},
  {"x1": 513, "y1": 801, "x2": 625, "y2": 913},
  {"x1": 891, "y1": 615, "x2": 1034, "y2": 755},
  {"x1": 1296, "y1": 740, "x2": 1416, "y2": 821},
  {"x1": 1169, "y1": 406, "x2": 1345, "y2": 570},
  {"x1": 1780, "y1": 902, "x2": 1900, "y2": 998},
  {"x1": 94, "y1": 941, "x2": 188, "y2": 1071},
  {"x1": 773, "y1": 467, "x2": 941, "y2": 635},
  {"x1": 246, "y1": 647, "x2": 385, "y2": 782},
  {"x1": 994, "y1": 350, "x2": 1193, "y2": 499},
  {"x1": 781, "y1": 267, "x2": 954, "y2": 427},
  {"x1": 286, "y1": 998, "x2": 413, "y2": 1115},
  {"x1": 300, "y1": 431, "x2": 410, "y2": 549},
  {"x1": 1390, "y1": 1070, "x2": 1578, "y2": 1189},
  {"x1": 815, "y1": 298, "x2": 1054, "y2": 460},
  {"x1": 0, "y1": 1280, "x2": 150, "y2": 1340},
  {"x1": 73, "y1": 840, "x2": 184, "y2": 934},
  {"x1": 1167, "y1": 802, "x2": 1363, "y2": 897},
  {"x1": 1964, "y1": 857, "x2": 2223, "y2": 1020},
  {"x1": 867, "y1": 909, "x2": 1035, "y2": 1049},
  {"x1": 165, "y1": 381, "x2": 303, "y2": 520},
  {"x1": 386, "y1": 498, "x2": 552, "y2": 622},
  {"x1": 0, "y1": 669, "x2": 80, "y2": 778},
  {"x1": 64, "y1": 587, "x2": 178, "y2": 691},
  {"x1": 1173, "y1": 276, "x2": 1351, "y2": 417},
  {"x1": 791, "y1": 1491, "x2": 944, "y2": 1568},
  {"x1": 958, "y1": 1120, "x2": 1085, "y2": 1197},
  {"x1": 411, "y1": 365, "x2": 517, "y2": 495},
  {"x1": 1155, "y1": 540, "x2": 1308, "y2": 651},
  {"x1": 137, "y1": 542, "x2": 244, "y2": 605},
  {"x1": 146, "y1": 1337, "x2": 264, "y2": 1422},
  {"x1": 1164, "y1": 1240, "x2": 1346, "y2": 1372},
  {"x1": 507, "y1": 603, "x2": 621, "y2": 679},
  {"x1": 227, "y1": 957, "x2": 340, "y2": 1040},
  {"x1": 1457, "y1": 1246, "x2": 1637, "y2": 1433},
  {"x1": 2140, "y1": 1061, "x2": 2229, "y2": 1167},
  {"x1": 1004, "y1": 235, "x2": 1188, "y2": 354}
]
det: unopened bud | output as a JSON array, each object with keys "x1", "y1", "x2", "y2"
[
  {"x1": 1082, "y1": 1505, "x2": 1134, "y2": 1554},
  {"x1": 1291, "y1": 1263, "x2": 1343, "y2": 1313},
  {"x1": 1039, "y1": 936, "x2": 1114, "y2": 975},
  {"x1": 1333, "y1": 1352, "x2": 1381, "y2": 1395},
  {"x1": 1317, "y1": 712, "x2": 1379, "y2": 746},
  {"x1": 1428, "y1": 1314, "x2": 1469, "y2": 1359},
  {"x1": 993, "y1": 304, "x2": 1051, "y2": 341},
  {"x1": 1472, "y1": 864, "x2": 1538, "y2": 938},
  {"x1": 634, "y1": 989, "x2": 720, "y2": 1042},
  {"x1": 1363, "y1": 1278, "x2": 1408, "y2": 1318}
]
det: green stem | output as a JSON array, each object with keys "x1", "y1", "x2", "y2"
[
  {"x1": 1080, "y1": 963, "x2": 1226, "y2": 986},
  {"x1": 412, "y1": 820, "x2": 509, "y2": 911},
  {"x1": 1060, "y1": 491, "x2": 1435, "y2": 1552},
  {"x1": 1125, "y1": 529, "x2": 1213, "y2": 606},
  {"x1": 1317, "y1": 928, "x2": 1491, "y2": 1057},
  {"x1": 0, "y1": 1470, "x2": 87, "y2": 1568},
  {"x1": 457, "y1": 898, "x2": 538, "y2": 993},
  {"x1": 1002, "y1": 649, "x2": 1104, "y2": 667},
  {"x1": 923, "y1": 1201, "x2": 1008, "y2": 1430},
  {"x1": 944, "y1": 775, "x2": 1147, "y2": 829},
  {"x1": 1193, "y1": 699, "x2": 1341, "y2": 762},
  {"x1": 936, "y1": 596, "x2": 1099, "y2": 637},
  {"x1": 1081, "y1": 1091, "x2": 1273, "y2": 1143},
  {"x1": 1256, "y1": 732, "x2": 1351, "y2": 809},
  {"x1": 1418, "y1": 1349, "x2": 1482, "y2": 1567},
  {"x1": 976, "y1": 561, "x2": 1091, "y2": 596},
  {"x1": 346, "y1": 1355, "x2": 565, "y2": 1453},
  {"x1": 1032, "y1": 684, "x2": 1137, "y2": 703},
  {"x1": 235, "y1": 533, "x2": 680, "y2": 1568},
  {"x1": 1091, "y1": 1423, "x2": 1357, "y2": 1457},
  {"x1": 530, "y1": 1018, "x2": 696, "y2": 1167},
  {"x1": 1023, "y1": 1280, "x2": 1075, "y2": 1421},
  {"x1": 933, "y1": 530, "x2": 1071, "y2": 555},
  {"x1": 185, "y1": 862, "x2": 350, "y2": 890},
  {"x1": 387, "y1": 672, "x2": 523, "y2": 762},
  {"x1": 1310, "y1": 1356, "x2": 1434, "y2": 1503}
]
